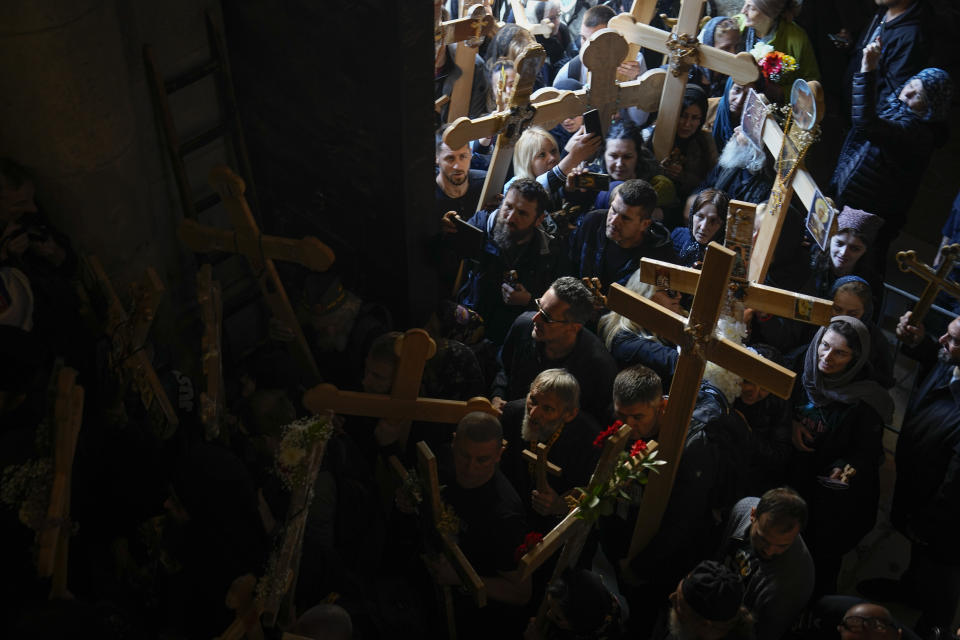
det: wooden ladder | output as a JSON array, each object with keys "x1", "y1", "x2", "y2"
[{"x1": 143, "y1": 10, "x2": 261, "y2": 223}]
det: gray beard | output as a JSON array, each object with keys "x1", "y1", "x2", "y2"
[
  {"x1": 718, "y1": 136, "x2": 767, "y2": 174},
  {"x1": 521, "y1": 413, "x2": 559, "y2": 442}
]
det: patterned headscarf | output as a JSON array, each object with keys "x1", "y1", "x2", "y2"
[{"x1": 913, "y1": 68, "x2": 953, "y2": 122}]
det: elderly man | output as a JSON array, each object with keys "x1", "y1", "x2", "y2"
[
  {"x1": 570, "y1": 179, "x2": 676, "y2": 292},
  {"x1": 444, "y1": 178, "x2": 568, "y2": 345},
  {"x1": 715, "y1": 488, "x2": 815, "y2": 640},
  {"x1": 500, "y1": 368, "x2": 600, "y2": 530},
  {"x1": 858, "y1": 312, "x2": 960, "y2": 636},
  {"x1": 491, "y1": 277, "x2": 616, "y2": 421}
]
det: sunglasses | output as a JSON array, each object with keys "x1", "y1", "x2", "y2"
[
  {"x1": 534, "y1": 298, "x2": 569, "y2": 324},
  {"x1": 840, "y1": 616, "x2": 897, "y2": 632}
]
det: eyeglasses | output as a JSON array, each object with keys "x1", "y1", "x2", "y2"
[
  {"x1": 840, "y1": 616, "x2": 898, "y2": 633},
  {"x1": 534, "y1": 298, "x2": 569, "y2": 324}
]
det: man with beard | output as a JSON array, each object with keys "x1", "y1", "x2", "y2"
[
  {"x1": 499, "y1": 368, "x2": 600, "y2": 532},
  {"x1": 699, "y1": 126, "x2": 774, "y2": 206},
  {"x1": 858, "y1": 312, "x2": 960, "y2": 635},
  {"x1": 444, "y1": 178, "x2": 568, "y2": 345},
  {"x1": 650, "y1": 561, "x2": 754, "y2": 640},
  {"x1": 435, "y1": 129, "x2": 486, "y2": 221},
  {"x1": 570, "y1": 179, "x2": 675, "y2": 293}
]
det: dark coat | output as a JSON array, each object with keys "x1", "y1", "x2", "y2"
[
  {"x1": 831, "y1": 69, "x2": 938, "y2": 232},
  {"x1": 608, "y1": 329, "x2": 678, "y2": 390},
  {"x1": 569, "y1": 210, "x2": 677, "y2": 291}
]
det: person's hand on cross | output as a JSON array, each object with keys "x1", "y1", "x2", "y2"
[
  {"x1": 896, "y1": 310, "x2": 924, "y2": 347},
  {"x1": 441, "y1": 210, "x2": 460, "y2": 234},
  {"x1": 616, "y1": 59, "x2": 643, "y2": 82},
  {"x1": 491, "y1": 396, "x2": 507, "y2": 411},
  {"x1": 860, "y1": 41, "x2": 881, "y2": 73},
  {"x1": 531, "y1": 486, "x2": 568, "y2": 516},
  {"x1": 791, "y1": 419, "x2": 815, "y2": 452},
  {"x1": 423, "y1": 553, "x2": 463, "y2": 586}
]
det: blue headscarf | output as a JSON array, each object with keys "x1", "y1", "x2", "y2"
[
  {"x1": 713, "y1": 76, "x2": 737, "y2": 153},
  {"x1": 883, "y1": 68, "x2": 954, "y2": 122}
]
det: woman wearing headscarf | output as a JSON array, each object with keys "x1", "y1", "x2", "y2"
[
  {"x1": 691, "y1": 16, "x2": 743, "y2": 98},
  {"x1": 710, "y1": 77, "x2": 762, "y2": 154},
  {"x1": 831, "y1": 41, "x2": 954, "y2": 271},
  {"x1": 790, "y1": 317, "x2": 894, "y2": 598},
  {"x1": 670, "y1": 189, "x2": 729, "y2": 269}
]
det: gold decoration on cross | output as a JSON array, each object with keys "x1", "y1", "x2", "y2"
[{"x1": 665, "y1": 32, "x2": 699, "y2": 77}]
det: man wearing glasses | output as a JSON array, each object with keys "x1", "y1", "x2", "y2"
[
  {"x1": 491, "y1": 277, "x2": 616, "y2": 422},
  {"x1": 838, "y1": 602, "x2": 902, "y2": 640}
]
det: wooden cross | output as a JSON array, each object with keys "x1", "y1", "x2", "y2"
[
  {"x1": 516, "y1": 424, "x2": 633, "y2": 583},
  {"x1": 440, "y1": 3, "x2": 499, "y2": 122},
  {"x1": 444, "y1": 42, "x2": 583, "y2": 208},
  {"x1": 510, "y1": 0, "x2": 553, "y2": 37},
  {"x1": 613, "y1": 0, "x2": 658, "y2": 82},
  {"x1": 193, "y1": 165, "x2": 334, "y2": 381},
  {"x1": 604, "y1": 243, "x2": 796, "y2": 561},
  {"x1": 897, "y1": 244, "x2": 960, "y2": 326},
  {"x1": 82, "y1": 255, "x2": 179, "y2": 436},
  {"x1": 36, "y1": 364, "x2": 84, "y2": 599},
  {"x1": 302, "y1": 328, "x2": 498, "y2": 424},
  {"x1": 197, "y1": 263, "x2": 224, "y2": 440},
  {"x1": 521, "y1": 442, "x2": 563, "y2": 493},
  {"x1": 637, "y1": 200, "x2": 834, "y2": 327},
  {"x1": 418, "y1": 440, "x2": 487, "y2": 611},
  {"x1": 609, "y1": 1, "x2": 760, "y2": 160},
  {"x1": 744, "y1": 84, "x2": 827, "y2": 284}
]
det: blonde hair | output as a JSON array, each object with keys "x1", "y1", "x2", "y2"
[
  {"x1": 512, "y1": 126, "x2": 558, "y2": 180},
  {"x1": 597, "y1": 269, "x2": 659, "y2": 350}
]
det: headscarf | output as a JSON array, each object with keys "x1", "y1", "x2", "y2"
[
  {"x1": 801, "y1": 316, "x2": 893, "y2": 423},
  {"x1": 829, "y1": 275, "x2": 873, "y2": 319},
  {"x1": 713, "y1": 76, "x2": 738, "y2": 153},
  {"x1": 883, "y1": 68, "x2": 954, "y2": 123}
]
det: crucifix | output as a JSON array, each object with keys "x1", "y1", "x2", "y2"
[
  {"x1": 637, "y1": 200, "x2": 834, "y2": 327},
  {"x1": 35, "y1": 364, "x2": 84, "y2": 599},
  {"x1": 444, "y1": 41, "x2": 583, "y2": 209},
  {"x1": 81, "y1": 255, "x2": 179, "y2": 437},
  {"x1": 191, "y1": 165, "x2": 335, "y2": 381},
  {"x1": 743, "y1": 80, "x2": 827, "y2": 284},
  {"x1": 896, "y1": 244, "x2": 960, "y2": 326},
  {"x1": 609, "y1": 1, "x2": 760, "y2": 161},
  {"x1": 302, "y1": 328, "x2": 498, "y2": 425},
  {"x1": 440, "y1": 3, "x2": 499, "y2": 122},
  {"x1": 604, "y1": 243, "x2": 797, "y2": 561},
  {"x1": 521, "y1": 442, "x2": 563, "y2": 494},
  {"x1": 197, "y1": 263, "x2": 224, "y2": 440}
]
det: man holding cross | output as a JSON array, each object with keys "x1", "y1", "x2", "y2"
[{"x1": 499, "y1": 368, "x2": 600, "y2": 531}]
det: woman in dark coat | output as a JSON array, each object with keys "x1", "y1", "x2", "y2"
[
  {"x1": 670, "y1": 189, "x2": 729, "y2": 269},
  {"x1": 789, "y1": 317, "x2": 894, "y2": 598},
  {"x1": 830, "y1": 41, "x2": 953, "y2": 268}
]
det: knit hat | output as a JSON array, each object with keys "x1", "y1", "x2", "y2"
[
  {"x1": 836, "y1": 206, "x2": 883, "y2": 246},
  {"x1": 751, "y1": 0, "x2": 788, "y2": 19},
  {"x1": 682, "y1": 560, "x2": 745, "y2": 622},
  {"x1": 912, "y1": 68, "x2": 954, "y2": 122}
]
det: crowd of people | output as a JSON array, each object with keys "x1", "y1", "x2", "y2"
[{"x1": 0, "y1": 0, "x2": 958, "y2": 638}]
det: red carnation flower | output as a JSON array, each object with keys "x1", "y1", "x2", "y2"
[
  {"x1": 593, "y1": 421, "x2": 624, "y2": 448},
  {"x1": 629, "y1": 439, "x2": 648, "y2": 458}
]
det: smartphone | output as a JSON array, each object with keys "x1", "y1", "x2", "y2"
[
  {"x1": 583, "y1": 109, "x2": 602, "y2": 137},
  {"x1": 572, "y1": 172, "x2": 611, "y2": 191}
]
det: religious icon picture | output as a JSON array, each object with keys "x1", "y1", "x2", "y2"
[
  {"x1": 806, "y1": 189, "x2": 834, "y2": 251},
  {"x1": 776, "y1": 131, "x2": 800, "y2": 184},
  {"x1": 741, "y1": 88, "x2": 767, "y2": 151}
]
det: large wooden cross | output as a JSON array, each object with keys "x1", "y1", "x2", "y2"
[
  {"x1": 744, "y1": 84, "x2": 827, "y2": 284},
  {"x1": 197, "y1": 263, "x2": 225, "y2": 440},
  {"x1": 188, "y1": 165, "x2": 335, "y2": 381},
  {"x1": 36, "y1": 364, "x2": 84, "y2": 599},
  {"x1": 609, "y1": 1, "x2": 760, "y2": 160},
  {"x1": 82, "y1": 255, "x2": 179, "y2": 437},
  {"x1": 897, "y1": 244, "x2": 960, "y2": 326},
  {"x1": 638, "y1": 200, "x2": 834, "y2": 327},
  {"x1": 510, "y1": 0, "x2": 553, "y2": 37},
  {"x1": 302, "y1": 328, "x2": 498, "y2": 424},
  {"x1": 444, "y1": 41, "x2": 583, "y2": 208},
  {"x1": 440, "y1": 3, "x2": 499, "y2": 122},
  {"x1": 605, "y1": 243, "x2": 797, "y2": 561}
]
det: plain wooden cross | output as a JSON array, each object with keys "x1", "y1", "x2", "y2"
[
  {"x1": 521, "y1": 442, "x2": 563, "y2": 493},
  {"x1": 637, "y1": 200, "x2": 834, "y2": 327},
  {"x1": 197, "y1": 263, "x2": 224, "y2": 440},
  {"x1": 609, "y1": 1, "x2": 760, "y2": 160},
  {"x1": 605, "y1": 243, "x2": 797, "y2": 561},
  {"x1": 35, "y1": 364, "x2": 84, "y2": 599},
  {"x1": 444, "y1": 41, "x2": 583, "y2": 208},
  {"x1": 510, "y1": 0, "x2": 553, "y2": 37},
  {"x1": 418, "y1": 439, "x2": 487, "y2": 640},
  {"x1": 440, "y1": 3, "x2": 499, "y2": 122},
  {"x1": 195, "y1": 165, "x2": 333, "y2": 381},
  {"x1": 897, "y1": 244, "x2": 960, "y2": 326},
  {"x1": 302, "y1": 328, "x2": 498, "y2": 424},
  {"x1": 83, "y1": 255, "x2": 179, "y2": 436},
  {"x1": 744, "y1": 84, "x2": 827, "y2": 284}
]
